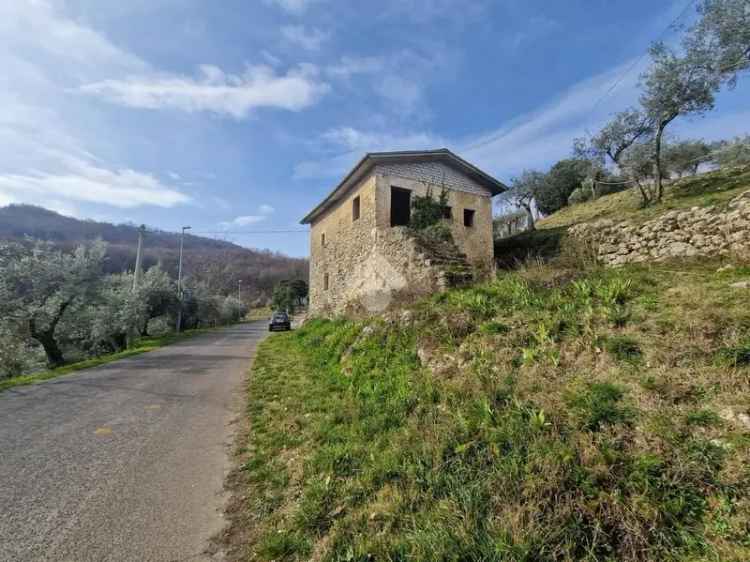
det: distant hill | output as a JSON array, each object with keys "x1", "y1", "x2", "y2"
[{"x1": 0, "y1": 204, "x2": 308, "y2": 304}]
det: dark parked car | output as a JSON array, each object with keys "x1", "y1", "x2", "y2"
[{"x1": 269, "y1": 311, "x2": 291, "y2": 332}]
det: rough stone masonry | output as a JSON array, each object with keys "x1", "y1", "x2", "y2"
[{"x1": 568, "y1": 190, "x2": 750, "y2": 266}]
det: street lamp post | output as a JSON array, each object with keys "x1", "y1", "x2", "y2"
[{"x1": 175, "y1": 225, "x2": 191, "y2": 333}]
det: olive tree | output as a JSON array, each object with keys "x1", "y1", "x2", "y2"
[
  {"x1": 581, "y1": 108, "x2": 654, "y2": 167},
  {"x1": 136, "y1": 265, "x2": 178, "y2": 336},
  {"x1": 0, "y1": 240, "x2": 106, "y2": 367},
  {"x1": 639, "y1": 42, "x2": 719, "y2": 202},
  {"x1": 502, "y1": 171, "x2": 547, "y2": 231},
  {"x1": 663, "y1": 139, "x2": 712, "y2": 176},
  {"x1": 685, "y1": 0, "x2": 750, "y2": 86},
  {"x1": 713, "y1": 135, "x2": 750, "y2": 167}
]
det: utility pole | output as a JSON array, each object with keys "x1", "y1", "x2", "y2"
[
  {"x1": 132, "y1": 225, "x2": 146, "y2": 292},
  {"x1": 238, "y1": 280, "x2": 242, "y2": 321},
  {"x1": 175, "y1": 225, "x2": 191, "y2": 333}
]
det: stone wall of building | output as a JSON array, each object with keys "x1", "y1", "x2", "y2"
[
  {"x1": 309, "y1": 174, "x2": 378, "y2": 315},
  {"x1": 375, "y1": 160, "x2": 487, "y2": 197},
  {"x1": 308, "y1": 164, "x2": 496, "y2": 316},
  {"x1": 374, "y1": 173, "x2": 494, "y2": 269},
  {"x1": 568, "y1": 191, "x2": 750, "y2": 266}
]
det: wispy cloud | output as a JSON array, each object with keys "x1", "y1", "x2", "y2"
[
  {"x1": 79, "y1": 64, "x2": 330, "y2": 119},
  {"x1": 0, "y1": 1, "x2": 192, "y2": 213},
  {"x1": 264, "y1": 0, "x2": 323, "y2": 15},
  {"x1": 218, "y1": 204, "x2": 275, "y2": 230},
  {"x1": 294, "y1": 127, "x2": 444, "y2": 179},
  {"x1": 281, "y1": 25, "x2": 330, "y2": 51},
  {"x1": 460, "y1": 57, "x2": 649, "y2": 178},
  {"x1": 292, "y1": 59, "x2": 647, "y2": 182},
  {"x1": 0, "y1": 156, "x2": 190, "y2": 209},
  {"x1": 325, "y1": 56, "x2": 385, "y2": 79}
]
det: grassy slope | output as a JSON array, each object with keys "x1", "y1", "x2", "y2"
[
  {"x1": 232, "y1": 260, "x2": 750, "y2": 561},
  {"x1": 0, "y1": 328, "x2": 214, "y2": 392},
  {"x1": 495, "y1": 165, "x2": 750, "y2": 267}
]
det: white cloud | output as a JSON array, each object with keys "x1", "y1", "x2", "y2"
[
  {"x1": 218, "y1": 204, "x2": 275, "y2": 230},
  {"x1": 0, "y1": 0, "x2": 147, "y2": 79},
  {"x1": 459, "y1": 58, "x2": 649, "y2": 178},
  {"x1": 264, "y1": 0, "x2": 322, "y2": 15},
  {"x1": 0, "y1": 156, "x2": 190, "y2": 209},
  {"x1": 0, "y1": 1, "x2": 194, "y2": 214},
  {"x1": 294, "y1": 127, "x2": 443, "y2": 179},
  {"x1": 326, "y1": 56, "x2": 385, "y2": 79},
  {"x1": 281, "y1": 25, "x2": 330, "y2": 52},
  {"x1": 375, "y1": 75, "x2": 422, "y2": 112},
  {"x1": 168, "y1": 171, "x2": 181, "y2": 180},
  {"x1": 261, "y1": 50, "x2": 283, "y2": 67},
  {"x1": 79, "y1": 63, "x2": 330, "y2": 118},
  {"x1": 219, "y1": 215, "x2": 266, "y2": 229}
]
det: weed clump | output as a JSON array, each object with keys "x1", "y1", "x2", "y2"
[{"x1": 605, "y1": 335, "x2": 643, "y2": 363}]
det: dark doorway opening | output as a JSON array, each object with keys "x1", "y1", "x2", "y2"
[
  {"x1": 463, "y1": 208, "x2": 475, "y2": 227},
  {"x1": 390, "y1": 187, "x2": 411, "y2": 227}
]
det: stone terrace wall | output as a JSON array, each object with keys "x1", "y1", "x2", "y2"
[{"x1": 568, "y1": 190, "x2": 750, "y2": 266}]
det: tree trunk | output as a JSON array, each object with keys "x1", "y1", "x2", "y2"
[
  {"x1": 654, "y1": 123, "x2": 666, "y2": 202},
  {"x1": 32, "y1": 326, "x2": 66, "y2": 368},
  {"x1": 28, "y1": 300, "x2": 71, "y2": 368},
  {"x1": 522, "y1": 204, "x2": 536, "y2": 231},
  {"x1": 635, "y1": 180, "x2": 651, "y2": 207}
]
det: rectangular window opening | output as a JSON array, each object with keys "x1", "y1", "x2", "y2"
[
  {"x1": 352, "y1": 196, "x2": 360, "y2": 221},
  {"x1": 463, "y1": 209, "x2": 475, "y2": 227},
  {"x1": 390, "y1": 186, "x2": 411, "y2": 227},
  {"x1": 442, "y1": 206, "x2": 452, "y2": 220},
  {"x1": 323, "y1": 272, "x2": 329, "y2": 291},
  {"x1": 321, "y1": 232, "x2": 326, "y2": 246}
]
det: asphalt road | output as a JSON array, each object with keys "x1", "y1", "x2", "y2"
[{"x1": 0, "y1": 321, "x2": 267, "y2": 562}]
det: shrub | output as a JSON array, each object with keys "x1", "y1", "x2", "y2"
[
  {"x1": 566, "y1": 382, "x2": 632, "y2": 430},
  {"x1": 567, "y1": 186, "x2": 590, "y2": 205},
  {"x1": 605, "y1": 335, "x2": 642, "y2": 362},
  {"x1": 411, "y1": 187, "x2": 449, "y2": 230},
  {"x1": 715, "y1": 340, "x2": 750, "y2": 368}
]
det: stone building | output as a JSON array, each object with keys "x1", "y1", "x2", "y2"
[{"x1": 301, "y1": 149, "x2": 506, "y2": 315}]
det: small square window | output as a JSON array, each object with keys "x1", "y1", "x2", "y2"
[
  {"x1": 352, "y1": 196, "x2": 360, "y2": 221},
  {"x1": 323, "y1": 273, "x2": 329, "y2": 291},
  {"x1": 321, "y1": 232, "x2": 326, "y2": 246},
  {"x1": 463, "y1": 209, "x2": 475, "y2": 227}
]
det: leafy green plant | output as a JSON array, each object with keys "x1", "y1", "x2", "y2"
[
  {"x1": 566, "y1": 382, "x2": 633, "y2": 430},
  {"x1": 715, "y1": 340, "x2": 750, "y2": 368},
  {"x1": 410, "y1": 186, "x2": 449, "y2": 230},
  {"x1": 605, "y1": 335, "x2": 643, "y2": 363}
]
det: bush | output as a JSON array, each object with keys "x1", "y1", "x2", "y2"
[
  {"x1": 568, "y1": 187, "x2": 590, "y2": 205},
  {"x1": 410, "y1": 187, "x2": 449, "y2": 230},
  {"x1": 605, "y1": 335, "x2": 643, "y2": 362},
  {"x1": 567, "y1": 381, "x2": 632, "y2": 430},
  {"x1": 714, "y1": 136, "x2": 750, "y2": 168}
]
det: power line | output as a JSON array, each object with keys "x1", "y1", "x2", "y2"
[
  {"x1": 587, "y1": 0, "x2": 699, "y2": 120},
  {"x1": 468, "y1": 1, "x2": 701, "y2": 156},
  {"x1": 191, "y1": 229, "x2": 309, "y2": 235}
]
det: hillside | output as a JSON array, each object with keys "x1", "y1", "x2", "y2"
[
  {"x1": 495, "y1": 165, "x2": 750, "y2": 267},
  {"x1": 0, "y1": 205, "x2": 308, "y2": 302},
  {"x1": 218, "y1": 171, "x2": 750, "y2": 561}
]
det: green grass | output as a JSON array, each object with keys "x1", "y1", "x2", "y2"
[
  {"x1": 229, "y1": 260, "x2": 750, "y2": 561},
  {"x1": 537, "y1": 164, "x2": 750, "y2": 230},
  {"x1": 0, "y1": 328, "x2": 216, "y2": 392},
  {"x1": 495, "y1": 165, "x2": 750, "y2": 270}
]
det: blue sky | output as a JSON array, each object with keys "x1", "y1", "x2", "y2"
[{"x1": 1, "y1": 0, "x2": 748, "y2": 257}]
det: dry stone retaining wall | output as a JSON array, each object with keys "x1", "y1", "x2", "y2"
[{"x1": 568, "y1": 190, "x2": 750, "y2": 266}]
